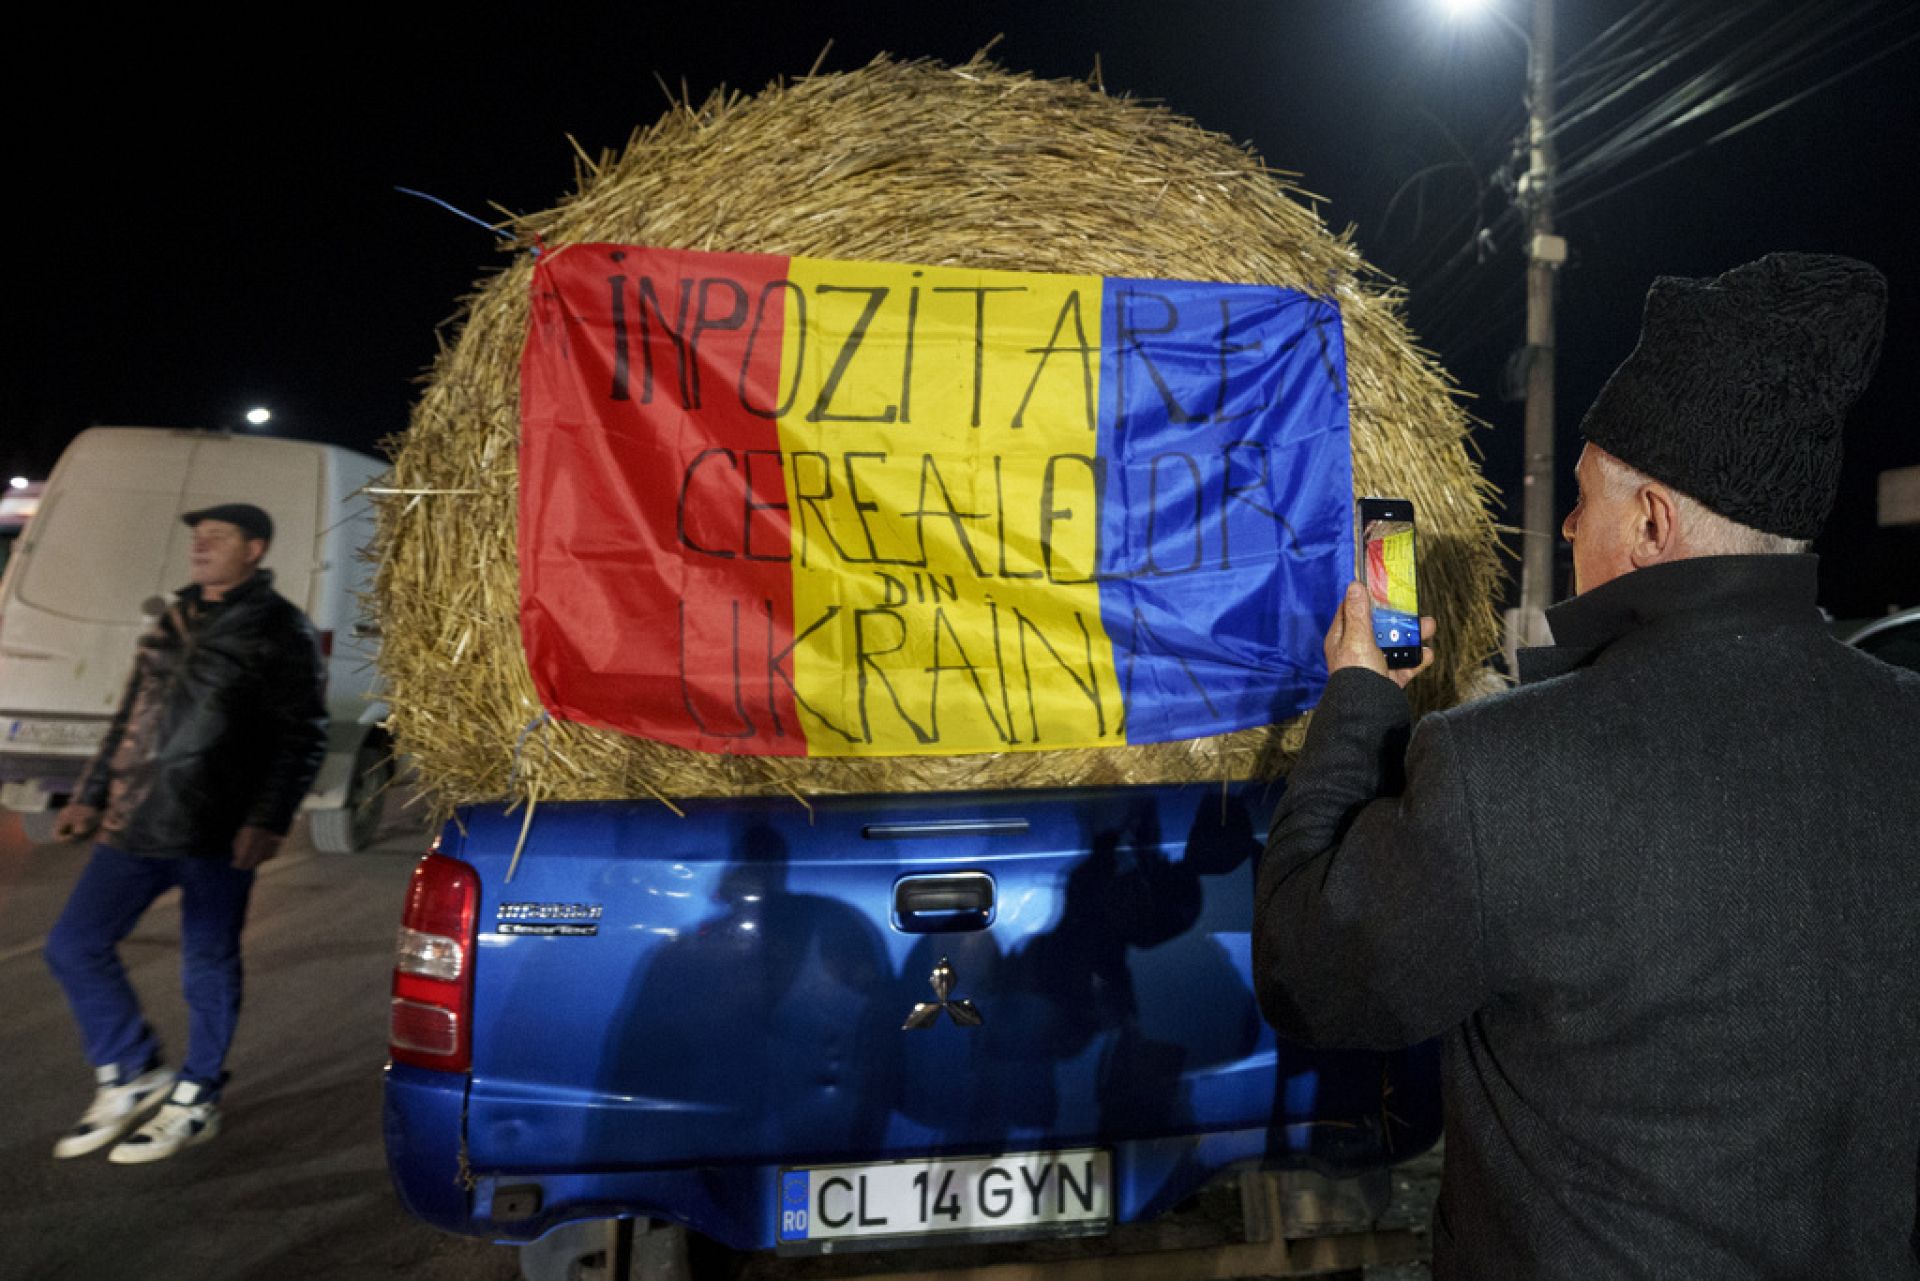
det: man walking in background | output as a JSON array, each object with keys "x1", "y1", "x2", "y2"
[
  {"x1": 1255, "y1": 253, "x2": 1920, "y2": 1276},
  {"x1": 43, "y1": 502, "x2": 327, "y2": 1163}
]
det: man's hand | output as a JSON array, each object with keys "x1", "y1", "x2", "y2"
[
  {"x1": 51, "y1": 804, "x2": 100, "y2": 843},
  {"x1": 1326, "y1": 581, "x2": 1436, "y2": 689},
  {"x1": 231, "y1": 825, "x2": 284, "y2": 871}
]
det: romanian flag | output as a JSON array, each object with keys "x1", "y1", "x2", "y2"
[{"x1": 519, "y1": 244, "x2": 1354, "y2": 758}]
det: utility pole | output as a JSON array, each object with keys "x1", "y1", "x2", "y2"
[{"x1": 1510, "y1": 0, "x2": 1566, "y2": 660}]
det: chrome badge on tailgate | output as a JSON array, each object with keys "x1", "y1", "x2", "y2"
[
  {"x1": 496, "y1": 902, "x2": 603, "y2": 937},
  {"x1": 902, "y1": 957, "x2": 982, "y2": 1030}
]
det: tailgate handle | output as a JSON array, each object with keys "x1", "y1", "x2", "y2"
[{"x1": 893, "y1": 872, "x2": 995, "y2": 933}]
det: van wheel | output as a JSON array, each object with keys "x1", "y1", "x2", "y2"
[
  {"x1": 309, "y1": 742, "x2": 394, "y2": 853},
  {"x1": 19, "y1": 810, "x2": 61, "y2": 845}
]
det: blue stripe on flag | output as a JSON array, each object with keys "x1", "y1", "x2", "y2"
[{"x1": 1094, "y1": 279, "x2": 1355, "y2": 744}]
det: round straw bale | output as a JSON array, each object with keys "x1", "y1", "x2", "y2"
[{"x1": 375, "y1": 53, "x2": 1503, "y2": 814}]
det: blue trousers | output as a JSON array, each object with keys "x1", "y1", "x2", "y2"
[{"x1": 44, "y1": 844, "x2": 256, "y2": 1091}]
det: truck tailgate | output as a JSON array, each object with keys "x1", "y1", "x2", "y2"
[{"x1": 454, "y1": 784, "x2": 1429, "y2": 1183}]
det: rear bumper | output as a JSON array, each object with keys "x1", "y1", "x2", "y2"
[
  {"x1": 394, "y1": 1108, "x2": 1439, "y2": 1252},
  {"x1": 467, "y1": 1129, "x2": 1295, "y2": 1250},
  {"x1": 0, "y1": 749, "x2": 86, "y2": 791}
]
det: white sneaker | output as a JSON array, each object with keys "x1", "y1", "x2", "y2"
[
  {"x1": 107, "y1": 1080, "x2": 220, "y2": 1164},
  {"x1": 52, "y1": 1063, "x2": 175, "y2": 1159}
]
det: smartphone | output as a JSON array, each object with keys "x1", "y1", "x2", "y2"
[{"x1": 1357, "y1": 497, "x2": 1422, "y2": 669}]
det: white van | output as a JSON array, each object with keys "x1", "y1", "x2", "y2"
[{"x1": 0, "y1": 427, "x2": 390, "y2": 852}]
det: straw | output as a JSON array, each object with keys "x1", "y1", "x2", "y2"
[{"x1": 372, "y1": 54, "x2": 1504, "y2": 819}]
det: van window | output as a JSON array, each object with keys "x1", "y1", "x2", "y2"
[
  {"x1": 16, "y1": 433, "x2": 325, "y2": 623},
  {"x1": 18, "y1": 489, "x2": 188, "y2": 622}
]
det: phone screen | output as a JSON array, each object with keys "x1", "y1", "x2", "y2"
[{"x1": 1359, "y1": 499, "x2": 1420, "y2": 667}]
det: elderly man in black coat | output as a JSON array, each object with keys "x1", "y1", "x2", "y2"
[{"x1": 1254, "y1": 252, "x2": 1920, "y2": 1278}]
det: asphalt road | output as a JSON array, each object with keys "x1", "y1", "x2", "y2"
[{"x1": 0, "y1": 801, "x2": 521, "y2": 1281}]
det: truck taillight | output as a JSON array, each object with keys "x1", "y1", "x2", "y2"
[{"x1": 390, "y1": 851, "x2": 478, "y2": 1073}]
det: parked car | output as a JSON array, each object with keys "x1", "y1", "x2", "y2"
[
  {"x1": 383, "y1": 782, "x2": 1442, "y2": 1274},
  {"x1": 0, "y1": 426, "x2": 390, "y2": 850},
  {"x1": 1845, "y1": 606, "x2": 1920, "y2": 675}
]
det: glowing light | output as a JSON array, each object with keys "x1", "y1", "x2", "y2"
[
  {"x1": 8, "y1": 477, "x2": 27, "y2": 490},
  {"x1": 245, "y1": 407, "x2": 272, "y2": 426}
]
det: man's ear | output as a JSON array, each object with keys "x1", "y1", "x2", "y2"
[
  {"x1": 244, "y1": 538, "x2": 270, "y2": 569},
  {"x1": 1630, "y1": 483, "x2": 1681, "y2": 567}
]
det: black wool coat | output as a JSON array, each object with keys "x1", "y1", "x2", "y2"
[{"x1": 1254, "y1": 555, "x2": 1920, "y2": 1279}]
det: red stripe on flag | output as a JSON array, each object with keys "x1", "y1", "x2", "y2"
[{"x1": 520, "y1": 245, "x2": 802, "y2": 755}]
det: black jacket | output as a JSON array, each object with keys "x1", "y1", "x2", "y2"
[
  {"x1": 76, "y1": 570, "x2": 328, "y2": 858},
  {"x1": 1254, "y1": 555, "x2": 1920, "y2": 1279}
]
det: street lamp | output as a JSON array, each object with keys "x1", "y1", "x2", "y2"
[
  {"x1": 1444, "y1": 0, "x2": 1527, "y2": 45},
  {"x1": 245, "y1": 407, "x2": 273, "y2": 428},
  {"x1": 8, "y1": 477, "x2": 27, "y2": 491},
  {"x1": 1441, "y1": 0, "x2": 1563, "y2": 658}
]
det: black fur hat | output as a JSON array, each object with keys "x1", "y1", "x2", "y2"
[{"x1": 1578, "y1": 252, "x2": 1887, "y2": 539}]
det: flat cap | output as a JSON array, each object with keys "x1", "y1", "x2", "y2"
[{"x1": 182, "y1": 502, "x2": 274, "y2": 543}]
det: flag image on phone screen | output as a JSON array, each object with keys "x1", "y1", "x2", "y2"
[{"x1": 1358, "y1": 497, "x2": 1421, "y2": 669}]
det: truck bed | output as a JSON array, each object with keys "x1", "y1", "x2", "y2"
[{"x1": 383, "y1": 782, "x2": 1440, "y2": 1254}]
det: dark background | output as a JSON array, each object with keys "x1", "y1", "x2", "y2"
[{"x1": 6, "y1": 0, "x2": 1915, "y2": 616}]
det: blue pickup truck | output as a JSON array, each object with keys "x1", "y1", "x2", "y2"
[{"x1": 382, "y1": 781, "x2": 1440, "y2": 1268}]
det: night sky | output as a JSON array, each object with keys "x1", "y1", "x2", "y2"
[{"x1": 8, "y1": 0, "x2": 1916, "y2": 618}]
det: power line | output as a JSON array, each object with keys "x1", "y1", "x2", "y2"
[
  {"x1": 1411, "y1": 208, "x2": 1525, "y2": 348},
  {"x1": 1385, "y1": 0, "x2": 1913, "y2": 367},
  {"x1": 1560, "y1": 2, "x2": 1909, "y2": 196},
  {"x1": 1556, "y1": 0, "x2": 1684, "y2": 82},
  {"x1": 1379, "y1": 160, "x2": 1480, "y2": 246},
  {"x1": 1559, "y1": 2, "x2": 1825, "y2": 177},
  {"x1": 1550, "y1": 3, "x2": 1753, "y2": 145},
  {"x1": 1560, "y1": 0, "x2": 1908, "y2": 186},
  {"x1": 1559, "y1": 24, "x2": 1920, "y2": 219}
]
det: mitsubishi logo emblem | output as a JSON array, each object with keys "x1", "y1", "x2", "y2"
[{"x1": 903, "y1": 957, "x2": 983, "y2": 1029}]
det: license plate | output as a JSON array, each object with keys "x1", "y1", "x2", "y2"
[
  {"x1": 4, "y1": 718, "x2": 106, "y2": 752},
  {"x1": 777, "y1": 1149, "x2": 1111, "y2": 1250}
]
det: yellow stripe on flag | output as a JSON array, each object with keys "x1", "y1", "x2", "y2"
[{"x1": 774, "y1": 257, "x2": 1125, "y2": 755}]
